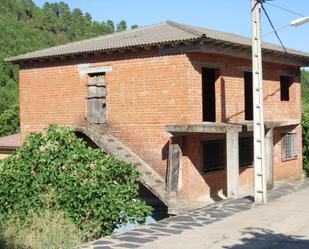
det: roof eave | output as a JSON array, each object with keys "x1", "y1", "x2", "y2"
[
  {"x1": 5, "y1": 37, "x2": 203, "y2": 64},
  {"x1": 5, "y1": 37, "x2": 309, "y2": 67}
]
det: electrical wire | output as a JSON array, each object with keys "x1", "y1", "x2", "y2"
[
  {"x1": 265, "y1": 2, "x2": 305, "y2": 18},
  {"x1": 260, "y1": 3, "x2": 288, "y2": 53},
  {"x1": 262, "y1": 23, "x2": 290, "y2": 37}
]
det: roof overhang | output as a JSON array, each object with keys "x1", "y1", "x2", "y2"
[
  {"x1": 194, "y1": 38, "x2": 309, "y2": 67},
  {"x1": 6, "y1": 38, "x2": 309, "y2": 67}
]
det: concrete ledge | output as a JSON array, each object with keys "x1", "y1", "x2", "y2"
[
  {"x1": 165, "y1": 123, "x2": 242, "y2": 134},
  {"x1": 237, "y1": 120, "x2": 300, "y2": 132}
]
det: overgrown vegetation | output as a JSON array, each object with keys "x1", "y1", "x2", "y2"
[
  {"x1": 0, "y1": 125, "x2": 151, "y2": 247},
  {"x1": 0, "y1": 105, "x2": 19, "y2": 137},
  {"x1": 0, "y1": 210, "x2": 83, "y2": 249},
  {"x1": 0, "y1": 0, "x2": 134, "y2": 136},
  {"x1": 301, "y1": 69, "x2": 309, "y2": 175}
]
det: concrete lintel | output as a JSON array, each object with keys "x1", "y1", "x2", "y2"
[
  {"x1": 276, "y1": 70, "x2": 299, "y2": 77},
  {"x1": 165, "y1": 123, "x2": 242, "y2": 134},
  {"x1": 78, "y1": 64, "x2": 112, "y2": 75},
  {"x1": 238, "y1": 120, "x2": 300, "y2": 132},
  {"x1": 191, "y1": 60, "x2": 226, "y2": 69}
]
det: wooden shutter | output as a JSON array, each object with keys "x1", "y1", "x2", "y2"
[{"x1": 87, "y1": 75, "x2": 106, "y2": 123}]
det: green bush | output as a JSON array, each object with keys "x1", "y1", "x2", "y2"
[
  {"x1": 0, "y1": 104, "x2": 19, "y2": 136},
  {"x1": 0, "y1": 124, "x2": 151, "y2": 239},
  {"x1": 0, "y1": 210, "x2": 83, "y2": 249},
  {"x1": 302, "y1": 70, "x2": 309, "y2": 176},
  {"x1": 303, "y1": 109, "x2": 309, "y2": 176}
]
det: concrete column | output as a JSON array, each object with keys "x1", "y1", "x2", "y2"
[
  {"x1": 265, "y1": 128, "x2": 274, "y2": 190},
  {"x1": 226, "y1": 125, "x2": 240, "y2": 198},
  {"x1": 167, "y1": 136, "x2": 183, "y2": 194}
]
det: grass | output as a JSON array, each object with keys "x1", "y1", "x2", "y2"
[{"x1": 0, "y1": 210, "x2": 84, "y2": 249}]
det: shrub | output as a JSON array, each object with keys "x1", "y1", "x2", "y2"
[
  {"x1": 0, "y1": 124, "x2": 151, "y2": 239},
  {"x1": 0, "y1": 210, "x2": 83, "y2": 249},
  {"x1": 302, "y1": 110, "x2": 309, "y2": 176}
]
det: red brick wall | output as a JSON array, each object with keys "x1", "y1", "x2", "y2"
[
  {"x1": 19, "y1": 49, "x2": 302, "y2": 201},
  {"x1": 273, "y1": 125, "x2": 303, "y2": 180}
]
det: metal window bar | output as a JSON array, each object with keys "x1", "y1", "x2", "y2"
[
  {"x1": 202, "y1": 140, "x2": 225, "y2": 172},
  {"x1": 282, "y1": 133, "x2": 298, "y2": 160}
]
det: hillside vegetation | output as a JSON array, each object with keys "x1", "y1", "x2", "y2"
[{"x1": 0, "y1": 0, "x2": 132, "y2": 136}]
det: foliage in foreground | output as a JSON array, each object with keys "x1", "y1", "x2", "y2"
[
  {"x1": 303, "y1": 111, "x2": 309, "y2": 176},
  {"x1": 0, "y1": 125, "x2": 151, "y2": 239},
  {"x1": 0, "y1": 210, "x2": 83, "y2": 249},
  {"x1": 302, "y1": 70, "x2": 309, "y2": 176}
]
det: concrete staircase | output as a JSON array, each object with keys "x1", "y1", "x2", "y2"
[{"x1": 74, "y1": 124, "x2": 169, "y2": 206}]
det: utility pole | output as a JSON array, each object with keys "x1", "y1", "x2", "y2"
[{"x1": 252, "y1": 0, "x2": 267, "y2": 203}]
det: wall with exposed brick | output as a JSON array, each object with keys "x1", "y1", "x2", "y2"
[{"x1": 19, "y1": 49, "x2": 302, "y2": 201}]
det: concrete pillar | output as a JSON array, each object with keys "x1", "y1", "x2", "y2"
[
  {"x1": 265, "y1": 128, "x2": 274, "y2": 190},
  {"x1": 167, "y1": 136, "x2": 183, "y2": 194},
  {"x1": 226, "y1": 125, "x2": 240, "y2": 198}
]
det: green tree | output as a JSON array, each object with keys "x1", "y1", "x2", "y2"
[
  {"x1": 0, "y1": 104, "x2": 19, "y2": 136},
  {"x1": 0, "y1": 125, "x2": 151, "y2": 239},
  {"x1": 0, "y1": 0, "x2": 124, "y2": 136},
  {"x1": 117, "y1": 20, "x2": 127, "y2": 31}
]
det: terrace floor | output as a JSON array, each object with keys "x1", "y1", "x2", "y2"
[{"x1": 76, "y1": 177, "x2": 309, "y2": 249}]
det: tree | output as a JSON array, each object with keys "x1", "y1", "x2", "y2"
[
  {"x1": 131, "y1": 24, "x2": 138, "y2": 29},
  {"x1": 117, "y1": 20, "x2": 127, "y2": 32},
  {"x1": 0, "y1": 125, "x2": 151, "y2": 239},
  {"x1": 0, "y1": 0, "x2": 124, "y2": 136},
  {"x1": 107, "y1": 19, "x2": 115, "y2": 32},
  {"x1": 0, "y1": 104, "x2": 19, "y2": 137}
]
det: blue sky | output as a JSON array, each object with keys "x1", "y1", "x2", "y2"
[{"x1": 33, "y1": 0, "x2": 309, "y2": 53}]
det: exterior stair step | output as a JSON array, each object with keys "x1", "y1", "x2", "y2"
[{"x1": 74, "y1": 124, "x2": 169, "y2": 206}]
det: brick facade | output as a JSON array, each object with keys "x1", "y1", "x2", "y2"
[{"x1": 19, "y1": 49, "x2": 302, "y2": 201}]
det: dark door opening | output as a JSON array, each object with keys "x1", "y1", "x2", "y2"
[
  {"x1": 202, "y1": 68, "x2": 218, "y2": 122},
  {"x1": 244, "y1": 72, "x2": 253, "y2": 121}
]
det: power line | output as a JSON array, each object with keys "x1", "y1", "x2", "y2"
[
  {"x1": 265, "y1": 2, "x2": 305, "y2": 18},
  {"x1": 260, "y1": 2, "x2": 287, "y2": 52},
  {"x1": 262, "y1": 23, "x2": 290, "y2": 37}
]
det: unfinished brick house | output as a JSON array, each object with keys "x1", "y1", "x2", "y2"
[{"x1": 7, "y1": 21, "x2": 309, "y2": 214}]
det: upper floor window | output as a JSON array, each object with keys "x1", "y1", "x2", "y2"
[
  {"x1": 202, "y1": 140, "x2": 225, "y2": 172},
  {"x1": 244, "y1": 72, "x2": 253, "y2": 121},
  {"x1": 280, "y1": 75, "x2": 291, "y2": 101},
  {"x1": 282, "y1": 133, "x2": 298, "y2": 160}
]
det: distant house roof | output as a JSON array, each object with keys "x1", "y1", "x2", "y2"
[
  {"x1": 5, "y1": 20, "x2": 309, "y2": 65},
  {"x1": 0, "y1": 133, "x2": 21, "y2": 150}
]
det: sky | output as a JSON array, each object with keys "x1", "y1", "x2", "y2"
[{"x1": 32, "y1": 0, "x2": 309, "y2": 53}]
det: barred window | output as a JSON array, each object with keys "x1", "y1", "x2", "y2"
[
  {"x1": 239, "y1": 137, "x2": 254, "y2": 166},
  {"x1": 282, "y1": 133, "x2": 298, "y2": 160},
  {"x1": 202, "y1": 140, "x2": 225, "y2": 172}
]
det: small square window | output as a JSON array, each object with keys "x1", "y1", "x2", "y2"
[
  {"x1": 280, "y1": 76, "x2": 291, "y2": 101},
  {"x1": 282, "y1": 133, "x2": 298, "y2": 160},
  {"x1": 202, "y1": 140, "x2": 225, "y2": 172}
]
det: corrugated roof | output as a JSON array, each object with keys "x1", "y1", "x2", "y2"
[
  {"x1": 5, "y1": 20, "x2": 309, "y2": 63},
  {"x1": 0, "y1": 133, "x2": 21, "y2": 149}
]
